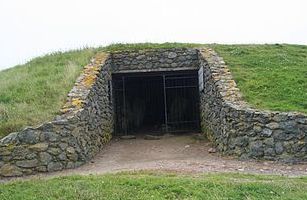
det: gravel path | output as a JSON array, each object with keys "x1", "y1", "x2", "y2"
[{"x1": 2, "y1": 133, "x2": 307, "y2": 182}]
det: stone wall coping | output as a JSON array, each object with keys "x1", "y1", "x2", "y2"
[
  {"x1": 109, "y1": 47, "x2": 199, "y2": 55},
  {"x1": 59, "y1": 53, "x2": 110, "y2": 118}
]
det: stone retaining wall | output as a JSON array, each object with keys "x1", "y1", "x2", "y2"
[
  {"x1": 1, "y1": 47, "x2": 306, "y2": 177},
  {"x1": 0, "y1": 53, "x2": 113, "y2": 177},
  {"x1": 111, "y1": 48, "x2": 199, "y2": 72},
  {"x1": 199, "y1": 48, "x2": 307, "y2": 163}
]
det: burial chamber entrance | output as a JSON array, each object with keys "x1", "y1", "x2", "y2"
[
  {"x1": 2, "y1": 48, "x2": 306, "y2": 178},
  {"x1": 112, "y1": 70, "x2": 201, "y2": 135}
]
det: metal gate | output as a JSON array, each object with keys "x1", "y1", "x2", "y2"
[{"x1": 112, "y1": 70, "x2": 200, "y2": 135}]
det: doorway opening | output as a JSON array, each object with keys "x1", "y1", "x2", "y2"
[{"x1": 112, "y1": 70, "x2": 200, "y2": 135}]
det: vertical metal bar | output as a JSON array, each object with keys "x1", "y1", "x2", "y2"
[
  {"x1": 122, "y1": 76, "x2": 127, "y2": 135},
  {"x1": 111, "y1": 78, "x2": 116, "y2": 135},
  {"x1": 196, "y1": 73, "x2": 201, "y2": 131},
  {"x1": 163, "y1": 75, "x2": 168, "y2": 132}
]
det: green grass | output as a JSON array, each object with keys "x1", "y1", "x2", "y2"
[
  {"x1": 1, "y1": 172, "x2": 307, "y2": 200},
  {"x1": 211, "y1": 44, "x2": 307, "y2": 113},
  {"x1": 0, "y1": 48, "x2": 98, "y2": 138},
  {"x1": 103, "y1": 42, "x2": 203, "y2": 52},
  {"x1": 0, "y1": 43, "x2": 307, "y2": 138}
]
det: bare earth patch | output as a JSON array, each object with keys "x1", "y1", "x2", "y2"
[{"x1": 2, "y1": 133, "x2": 307, "y2": 182}]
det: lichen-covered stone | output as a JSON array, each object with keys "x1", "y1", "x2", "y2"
[
  {"x1": 36, "y1": 166, "x2": 47, "y2": 172},
  {"x1": 28, "y1": 143, "x2": 48, "y2": 151},
  {"x1": 249, "y1": 141, "x2": 264, "y2": 157},
  {"x1": 18, "y1": 129, "x2": 40, "y2": 144},
  {"x1": 47, "y1": 162, "x2": 63, "y2": 172},
  {"x1": 25, "y1": 152, "x2": 37, "y2": 160},
  {"x1": 0, "y1": 148, "x2": 12, "y2": 156},
  {"x1": 266, "y1": 122, "x2": 280, "y2": 130},
  {"x1": 58, "y1": 152, "x2": 67, "y2": 161},
  {"x1": 40, "y1": 132, "x2": 60, "y2": 142},
  {"x1": 58, "y1": 143, "x2": 68, "y2": 150},
  {"x1": 0, "y1": 164, "x2": 22, "y2": 177},
  {"x1": 262, "y1": 128, "x2": 273, "y2": 137},
  {"x1": 0, "y1": 132, "x2": 18, "y2": 145},
  {"x1": 15, "y1": 159, "x2": 38, "y2": 168},
  {"x1": 47, "y1": 148, "x2": 62, "y2": 156},
  {"x1": 39, "y1": 152, "x2": 53, "y2": 165},
  {"x1": 12, "y1": 146, "x2": 30, "y2": 160}
]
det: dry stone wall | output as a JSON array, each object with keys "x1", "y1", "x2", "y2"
[
  {"x1": 199, "y1": 48, "x2": 307, "y2": 163},
  {"x1": 111, "y1": 48, "x2": 199, "y2": 72},
  {"x1": 0, "y1": 53, "x2": 113, "y2": 177}
]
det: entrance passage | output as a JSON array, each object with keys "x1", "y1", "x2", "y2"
[{"x1": 112, "y1": 70, "x2": 200, "y2": 135}]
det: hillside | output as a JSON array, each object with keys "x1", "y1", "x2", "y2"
[
  {"x1": 212, "y1": 44, "x2": 307, "y2": 113},
  {"x1": 0, "y1": 49, "x2": 98, "y2": 138},
  {"x1": 0, "y1": 43, "x2": 306, "y2": 138}
]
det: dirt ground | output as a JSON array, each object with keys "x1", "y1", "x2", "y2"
[{"x1": 2, "y1": 133, "x2": 307, "y2": 182}]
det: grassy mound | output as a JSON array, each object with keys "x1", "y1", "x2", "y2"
[
  {"x1": 0, "y1": 49, "x2": 97, "y2": 138},
  {"x1": 1, "y1": 172, "x2": 307, "y2": 199},
  {"x1": 212, "y1": 44, "x2": 307, "y2": 113},
  {"x1": 0, "y1": 43, "x2": 306, "y2": 138}
]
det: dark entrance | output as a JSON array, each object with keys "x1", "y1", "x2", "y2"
[{"x1": 112, "y1": 70, "x2": 200, "y2": 135}]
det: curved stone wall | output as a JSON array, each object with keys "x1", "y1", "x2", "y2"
[
  {"x1": 1, "y1": 47, "x2": 306, "y2": 177},
  {"x1": 199, "y1": 48, "x2": 307, "y2": 163},
  {"x1": 0, "y1": 53, "x2": 113, "y2": 177}
]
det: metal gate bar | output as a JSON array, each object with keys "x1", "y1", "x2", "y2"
[
  {"x1": 165, "y1": 85, "x2": 197, "y2": 89},
  {"x1": 112, "y1": 70, "x2": 200, "y2": 135},
  {"x1": 164, "y1": 72, "x2": 200, "y2": 132},
  {"x1": 163, "y1": 75, "x2": 168, "y2": 132},
  {"x1": 122, "y1": 76, "x2": 128, "y2": 135}
]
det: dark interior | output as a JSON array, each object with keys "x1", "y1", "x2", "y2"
[{"x1": 112, "y1": 70, "x2": 200, "y2": 135}]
